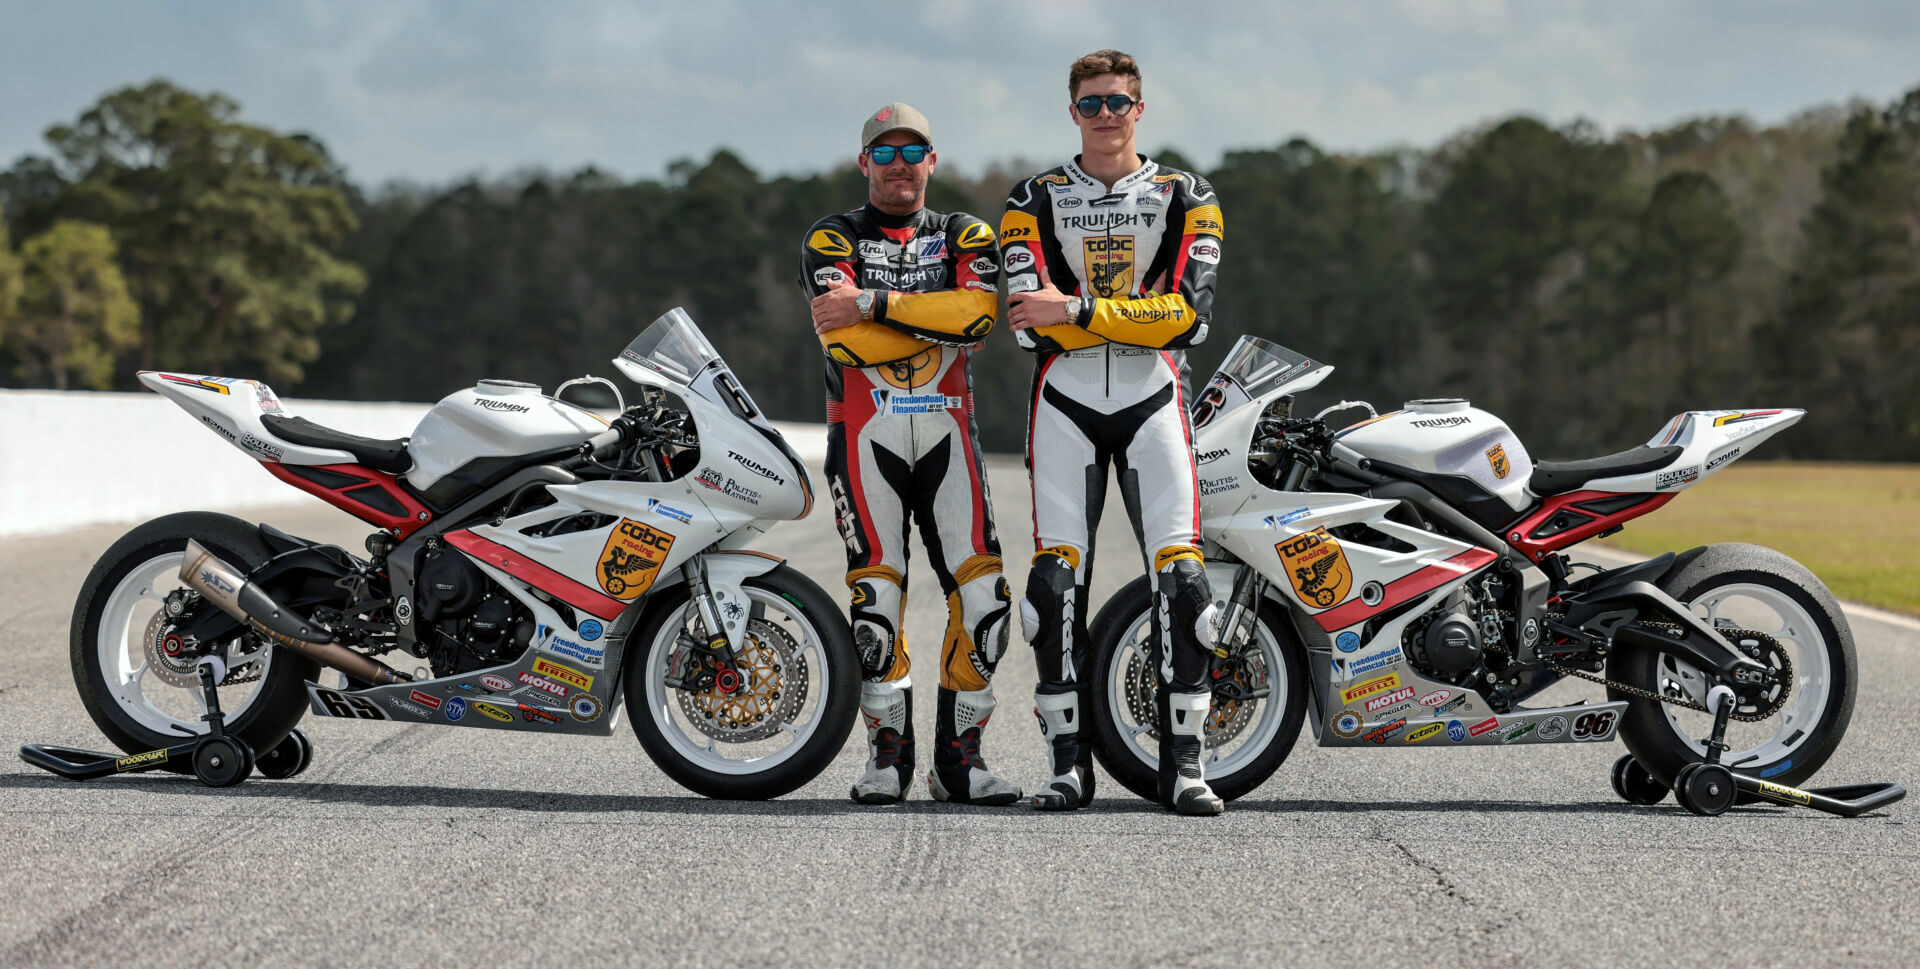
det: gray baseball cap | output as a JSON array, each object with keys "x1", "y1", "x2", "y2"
[{"x1": 861, "y1": 103, "x2": 932, "y2": 147}]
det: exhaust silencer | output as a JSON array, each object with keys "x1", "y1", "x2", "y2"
[{"x1": 180, "y1": 539, "x2": 410, "y2": 686}]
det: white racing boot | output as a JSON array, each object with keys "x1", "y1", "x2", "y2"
[
  {"x1": 927, "y1": 686, "x2": 1022, "y2": 806},
  {"x1": 850, "y1": 680, "x2": 915, "y2": 804},
  {"x1": 1164, "y1": 691, "x2": 1224, "y2": 816}
]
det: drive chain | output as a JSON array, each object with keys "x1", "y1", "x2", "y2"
[{"x1": 1541, "y1": 618, "x2": 1791, "y2": 722}]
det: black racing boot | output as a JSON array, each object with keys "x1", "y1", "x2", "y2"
[{"x1": 928, "y1": 687, "x2": 1022, "y2": 805}]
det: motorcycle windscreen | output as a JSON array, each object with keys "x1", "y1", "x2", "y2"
[
  {"x1": 613, "y1": 307, "x2": 770, "y2": 430},
  {"x1": 1191, "y1": 336, "x2": 1332, "y2": 429}
]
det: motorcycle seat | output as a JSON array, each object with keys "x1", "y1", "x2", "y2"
[
  {"x1": 1529, "y1": 445, "x2": 1683, "y2": 496},
  {"x1": 261, "y1": 415, "x2": 412, "y2": 475}
]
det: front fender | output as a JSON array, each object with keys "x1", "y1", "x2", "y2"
[{"x1": 633, "y1": 549, "x2": 786, "y2": 654}]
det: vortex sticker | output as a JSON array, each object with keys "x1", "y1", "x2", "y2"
[
  {"x1": 1330, "y1": 711, "x2": 1363, "y2": 739},
  {"x1": 570, "y1": 693, "x2": 603, "y2": 723}
]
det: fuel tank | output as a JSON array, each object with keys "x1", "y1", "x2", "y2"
[
  {"x1": 1336, "y1": 398, "x2": 1536, "y2": 511},
  {"x1": 406, "y1": 380, "x2": 608, "y2": 492}
]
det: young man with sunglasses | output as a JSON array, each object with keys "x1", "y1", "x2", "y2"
[
  {"x1": 1002, "y1": 50, "x2": 1228, "y2": 816},
  {"x1": 799, "y1": 103, "x2": 1020, "y2": 807}
]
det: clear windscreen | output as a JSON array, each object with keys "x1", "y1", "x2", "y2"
[
  {"x1": 1217, "y1": 337, "x2": 1326, "y2": 399},
  {"x1": 615, "y1": 307, "x2": 722, "y2": 388},
  {"x1": 612, "y1": 306, "x2": 768, "y2": 423}
]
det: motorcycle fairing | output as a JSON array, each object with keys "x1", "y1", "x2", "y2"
[
  {"x1": 1577, "y1": 409, "x2": 1803, "y2": 495},
  {"x1": 139, "y1": 371, "x2": 356, "y2": 467}
]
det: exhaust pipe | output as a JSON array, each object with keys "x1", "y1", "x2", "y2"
[{"x1": 180, "y1": 540, "x2": 410, "y2": 686}]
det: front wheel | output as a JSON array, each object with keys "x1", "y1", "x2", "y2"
[
  {"x1": 1088, "y1": 575, "x2": 1310, "y2": 803},
  {"x1": 1608, "y1": 543, "x2": 1856, "y2": 789},
  {"x1": 624, "y1": 564, "x2": 858, "y2": 799}
]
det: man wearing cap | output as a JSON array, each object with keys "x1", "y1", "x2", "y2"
[{"x1": 800, "y1": 103, "x2": 1019, "y2": 806}]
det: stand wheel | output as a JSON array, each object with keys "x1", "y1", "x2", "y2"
[
  {"x1": 1676, "y1": 763, "x2": 1737, "y2": 817},
  {"x1": 255, "y1": 729, "x2": 311, "y2": 780},
  {"x1": 1611, "y1": 754, "x2": 1670, "y2": 805},
  {"x1": 192, "y1": 736, "x2": 254, "y2": 788}
]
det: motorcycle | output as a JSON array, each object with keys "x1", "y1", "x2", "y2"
[
  {"x1": 1086, "y1": 336, "x2": 1870, "y2": 816},
  {"x1": 58, "y1": 308, "x2": 857, "y2": 799}
]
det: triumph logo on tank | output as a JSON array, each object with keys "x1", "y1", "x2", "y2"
[
  {"x1": 1082, "y1": 236, "x2": 1134, "y2": 297},
  {"x1": 598, "y1": 519, "x2": 675, "y2": 600},
  {"x1": 1276, "y1": 527, "x2": 1353, "y2": 608}
]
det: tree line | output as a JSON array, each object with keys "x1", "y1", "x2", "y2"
[{"x1": 3, "y1": 80, "x2": 1916, "y2": 460}]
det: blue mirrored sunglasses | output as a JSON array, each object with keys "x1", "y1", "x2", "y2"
[
  {"x1": 1074, "y1": 94, "x2": 1137, "y2": 118},
  {"x1": 864, "y1": 144, "x2": 931, "y2": 165}
]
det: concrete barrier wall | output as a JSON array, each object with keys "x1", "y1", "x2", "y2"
[{"x1": 0, "y1": 389, "x2": 827, "y2": 538}]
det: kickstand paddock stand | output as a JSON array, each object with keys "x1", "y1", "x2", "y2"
[
  {"x1": 20, "y1": 660, "x2": 243, "y2": 784},
  {"x1": 1668, "y1": 686, "x2": 1907, "y2": 818}
]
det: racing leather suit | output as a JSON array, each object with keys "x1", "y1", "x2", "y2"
[
  {"x1": 799, "y1": 203, "x2": 1019, "y2": 806},
  {"x1": 1000, "y1": 157, "x2": 1227, "y2": 813}
]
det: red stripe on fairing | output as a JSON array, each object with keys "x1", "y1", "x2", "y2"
[
  {"x1": 442, "y1": 530, "x2": 628, "y2": 621},
  {"x1": 1163, "y1": 350, "x2": 1200, "y2": 546},
  {"x1": 1313, "y1": 547, "x2": 1499, "y2": 632},
  {"x1": 1027, "y1": 353, "x2": 1059, "y2": 552},
  {"x1": 840, "y1": 370, "x2": 886, "y2": 570}
]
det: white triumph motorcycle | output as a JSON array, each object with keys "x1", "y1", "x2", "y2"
[
  {"x1": 55, "y1": 309, "x2": 857, "y2": 798},
  {"x1": 1087, "y1": 337, "x2": 1878, "y2": 816}
]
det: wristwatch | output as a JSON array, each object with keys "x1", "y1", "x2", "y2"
[
  {"x1": 855, "y1": 289, "x2": 876, "y2": 321},
  {"x1": 1063, "y1": 296, "x2": 1084, "y2": 324}
]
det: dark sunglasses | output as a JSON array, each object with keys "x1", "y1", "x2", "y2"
[
  {"x1": 1074, "y1": 94, "x2": 1138, "y2": 118},
  {"x1": 864, "y1": 144, "x2": 931, "y2": 165}
]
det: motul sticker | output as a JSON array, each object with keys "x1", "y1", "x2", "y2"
[
  {"x1": 598, "y1": 518, "x2": 674, "y2": 600},
  {"x1": 517, "y1": 672, "x2": 568, "y2": 699},
  {"x1": 1365, "y1": 686, "x2": 1417, "y2": 713},
  {"x1": 1277, "y1": 528, "x2": 1352, "y2": 609},
  {"x1": 1342, "y1": 673, "x2": 1401, "y2": 705},
  {"x1": 533, "y1": 658, "x2": 594, "y2": 692}
]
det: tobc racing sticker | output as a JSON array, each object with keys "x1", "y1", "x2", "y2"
[
  {"x1": 598, "y1": 519, "x2": 675, "y2": 600},
  {"x1": 1277, "y1": 528, "x2": 1353, "y2": 609}
]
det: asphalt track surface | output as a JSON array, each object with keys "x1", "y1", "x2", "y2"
[{"x1": 2, "y1": 455, "x2": 1914, "y2": 968}]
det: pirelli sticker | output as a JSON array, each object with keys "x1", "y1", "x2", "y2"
[
  {"x1": 1343, "y1": 673, "x2": 1402, "y2": 705},
  {"x1": 1184, "y1": 204, "x2": 1224, "y2": 237},
  {"x1": 598, "y1": 519, "x2": 674, "y2": 600},
  {"x1": 808, "y1": 228, "x2": 854, "y2": 258},
  {"x1": 533, "y1": 658, "x2": 594, "y2": 692}
]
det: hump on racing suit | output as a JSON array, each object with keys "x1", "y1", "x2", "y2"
[{"x1": 998, "y1": 158, "x2": 1222, "y2": 355}]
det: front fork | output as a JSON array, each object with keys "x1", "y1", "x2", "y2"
[
  {"x1": 1209, "y1": 568, "x2": 1272, "y2": 701},
  {"x1": 663, "y1": 558, "x2": 745, "y2": 695}
]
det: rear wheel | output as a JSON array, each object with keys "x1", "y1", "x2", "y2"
[
  {"x1": 625, "y1": 565, "x2": 858, "y2": 799},
  {"x1": 1608, "y1": 543, "x2": 1855, "y2": 790},
  {"x1": 72, "y1": 512, "x2": 318, "y2": 771}
]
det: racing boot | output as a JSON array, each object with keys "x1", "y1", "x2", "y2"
[
  {"x1": 1162, "y1": 690, "x2": 1224, "y2": 816},
  {"x1": 1032, "y1": 690, "x2": 1094, "y2": 811},
  {"x1": 850, "y1": 681, "x2": 915, "y2": 804},
  {"x1": 928, "y1": 686, "x2": 1022, "y2": 806}
]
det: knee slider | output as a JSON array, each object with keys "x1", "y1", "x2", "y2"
[
  {"x1": 1020, "y1": 552, "x2": 1077, "y2": 644},
  {"x1": 848, "y1": 574, "x2": 903, "y2": 680},
  {"x1": 1157, "y1": 557, "x2": 1220, "y2": 650}
]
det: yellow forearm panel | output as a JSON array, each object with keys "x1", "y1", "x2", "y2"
[
  {"x1": 883, "y1": 288, "x2": 997, "y2": 341},
  {"x1": 819, "y1": 322, "x2": 936, "y2": 368},
  {"x1": 1083, "y1": 293, "x2": 1199, "y2": 348},
  {"x1": 1022, "y1": 323, "x2": 1108, "y2": 352}
]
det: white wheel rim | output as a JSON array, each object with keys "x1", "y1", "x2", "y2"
[
  {"x1": 644, "y1": 588, "x2": 830, "y2": 776},
  {"x1": 1105, "y1": 607, "x2": 1291, "y2": 780},
  {"x1": 95, "y1": 550, "x2": 273, "y2": 737},
  {"x1": 1655, "y1": 581, "x2": 1836, "y2": 768}
]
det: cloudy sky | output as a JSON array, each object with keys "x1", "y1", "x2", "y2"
[{"x1": 2, "y1": 1, "x2": 1915, "y2": 186}]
